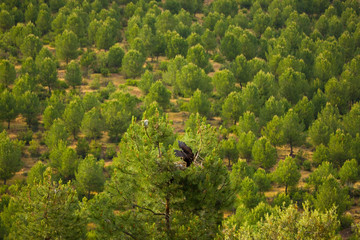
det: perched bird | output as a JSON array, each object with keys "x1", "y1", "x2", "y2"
[
  {"x1": 174, "y1": 141, "x2": 194, "y2": 167},
  {"x1": 144, "y1": 119, "x2": 149, "y2": 127}
]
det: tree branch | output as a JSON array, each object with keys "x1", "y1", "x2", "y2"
[
  {"x1": 133, "y1": 204, "x2": 166, "y2": 216},
  {"x1": 123, "y1": 230, "x2": 137, "y2": 240}
]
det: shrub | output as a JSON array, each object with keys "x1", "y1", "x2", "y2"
[
  {"x1": 89, "y1": 140, "x2": 102, "y2": 159},
  {"x1": 272, "y1": 192, "x2": 291, "y2": 207},
  {"x1": 28, "y1": 139, "x2": 40, "y2": 157},
  {"x1": 211, "y1": 53, "x2": 225, "y2": 63},
  {"x1": 105, "y1": 145, "x2": 116, "y2": 160},
  {"x1": 303, "y1": 159, "x2": 312, "y2": 171},
  {"x1": 90, "y1": 77, "x2": 101, "y2": 90},
  {"x1": 18, "y1": 128, "x2": 33, "y2": 145},
  {"x1": 341, "y1": 213, "x2": 353, "y2": 229},
  {"x1": 125, "y1": 79, "x2": 138, "y2": 86},
  {"x1": 100, "y1": 68, "x2": 110, "y2": 77},
  {"x1": 76, "y1": 138, "x2": 89, "y2": 158}
]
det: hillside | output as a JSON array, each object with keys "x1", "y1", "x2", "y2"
[{"x1": 0, "y1": 0, "x2": 360, "y2": 239}]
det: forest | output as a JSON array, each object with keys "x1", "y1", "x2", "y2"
[{"x1": 0, "y1": 0, "x2": 360, "y2": 239}]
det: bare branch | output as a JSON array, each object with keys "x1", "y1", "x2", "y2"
[
  {"x1": 123, "y1": 230, "x2": 138, "y2": 240},
  {"x1": 133, "y1": 204, "x2": 166, "y2": 216}
]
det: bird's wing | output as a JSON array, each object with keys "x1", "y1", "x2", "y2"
[
  {"x1": 178, "y1": 141, "x2": 186, "y2": 149},
  {"x1": 174, "y1": 150, "x2": 186, "y2": 158},
  {"x1": 178, "y1": 141, "x2": 193, "y2": 156}
]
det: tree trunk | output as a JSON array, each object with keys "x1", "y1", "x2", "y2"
[
  {"x1": 289, "y1": 141, "x2": 293, "y2": 157},
  {"x1": 48, "y1": 85, "x2": 51, "y2": 95},
  {"x1": 7, "y1": 120, "x2": 10, "y2": 129},
  {"x1": 165, "y1": 196, "x2": 170, "y2": 235},
  {"x1": 228, "y1": 158, "x2": 231, "y2": 168},
  {"x1": 158, "y1": 142, "x2": 161, "y2": 158},
  {"x1": 285, "y1": 184, "x2": 288, "y2": 195},
  {"x1": 4, "y1": 178, "x2": 6, "y2": 185},
  {"x1": 84, "y1": 67, "x2": 89, "y2": 78}
]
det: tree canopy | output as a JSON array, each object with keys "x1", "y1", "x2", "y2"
[{"x1": 1, "y1": 0, "x2": 360, "y2": 238}]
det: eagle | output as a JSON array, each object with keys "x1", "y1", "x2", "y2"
[{"x1": 174, "y1": 141, "x2": 194, "y2": 167}]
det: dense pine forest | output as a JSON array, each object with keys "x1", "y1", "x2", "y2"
[{"x1": 0, "y1": 0, "x2": 360, "y2": 239}]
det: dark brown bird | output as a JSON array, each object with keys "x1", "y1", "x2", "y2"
[{"x1": 174, "y1": 141, "x2": 194, "y2": 167}]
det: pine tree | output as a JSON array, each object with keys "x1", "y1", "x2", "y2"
[
  {"x1": 237, "y1": 177, "x2": 264, "y2": 209},
  {"x1": 101, "y1": 100, "x2": 132, "y2": 142},
  {"x1": 230, "y1": 160, "x2": 255, "y2": 192},
  {"x1": 220, "y1": 32, "x2": 241, "y2": 61},
  {"x1": 62, "y1": 99, "x2": 85, "y2": 139},
  {"x1": 20, "y1": 34, "x2": 43, "y2": 59},
  {"x1": 107, "y1": 44, "x2": 125, "y2": 71},
  {"x1": 253, "y1": 168, "x2": 271, "y2": 192},
  {"x1": 17, "y1": 91, "x2": 41, "y2": 130},
  {"x1": 87, "y1": 110, "x2": 233, "y2": 238},
  {"x1": 20, "y1": 57, "x2": 37, "y2": 78},
  {"x1": 308, "y1": 103, "x2": 340, "y2": 147},
  {"x1": 228, "y1": 204, "x2": 341, "y2": 239},
  {"x1": 3, "y1": 169, "x2": 86, "y2": 239},
  {"x1": 80, "y1": 49, "x2": 96, "y2": 78},
  {"x1": 221, "y1": 91, "x2": 244, "y2": 125},
  {"x1": 145, "y1": 81, "x2": 171, "y2": 110},
  {"x1": 230, "y1": 54, "x2": 250, "y2": 88},
  {"x1": 43, "y1": 101, "x2": 65, "y2": 130},
  {"x1": 75, "y1": 155, "x2": 105, "y2": 198},
  {"x1": 81, "y1": 108, "x2": 103, "y2": 140},
  {"x1": 212, "y1": 69, "x2": 236, "y2": 98},
  {"x1": 55, "y1": 30, "x2": 79, "y2": 64},
  {"x1": 281, "y1": 109, "x2": 305, "y2": 156},
  {"x1": 201, "y1": 29, "x2": 217, "y2": 53},
  {"x1": 220, "y1": 136, "x2": 239, "y2": 167},
  {"x1": 186, "y1": 44, "x2": 210, "y2": 70},
  {"x1": 165, "y1": 31, "x2": 188, "y2": 59},
  {"x1": 139, "y1": 70, "x2": 155, "y2": 94},
  {"x1": 122, "y1": 50, "x2": 145, "y2": 78},
  {"x1": 0, "y1": 60, "x2": 16, "y2": 89},
  {"x1": 35, "y1": 9, "x2": 51, "y2": 35},
  {"x1": 259, "y1": 96, "x2": 289, "y2": 126},
  {"x1": 0, "y1": 130, "x2": 22, "y2": 184},
  {"x1": 95, "y1": 21, "x2": 117, "y2": 50},
  {"x1": 339, "y1": 159, "x2": 358, "y2": 186},
  {"x1": 273, "y1": 157, "x2": 301, "y2": 194},
  {"x1": 314, "y1": 175, "x2": 351, "y2": 217},
  {"x1": 0, "y1": 10, "x2": 14, "y2": 31},
  {"x1": 328, "y1": 129, "x2": 352, "y2": 168},
  {"x1": 45, "y1": 119, "x2": 69, "y2": 150},
  {"x1": 238, "y1": 111, "x2": 260, "y2": 136},
  {"x1": 37, "y1": 57, "x2": 57, "y2": 94},
  {"x1": 49, "y1": 141, "x2": 78, "y2": 180},
  {"x1": 175, "y1": 63, "x2": 212, "y2": 97},
  {"x1": 237, "y1": 131, "x2": 256, "y2": 160},
  {"x1": 252, "y1": 137, "x2": 277, "y2": 171},
  {"x1": 27, "y1": 161, "x2": 46, "y2": 185},
  {"x1": 188, "y1": 89, "x2": 211, "y2": 117},
  {"x1": 65, "y1": 60, "x2": 82, "y2": 89},
  {"x1": 307, "y1": 161, "x2": 337, "y2": 191},
  {"x1": 0, "y1": 90, "x2": 18, "y2": 129},
  {"x1": 342, "y1": 102, "x2": 360, "y2": 137}
]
